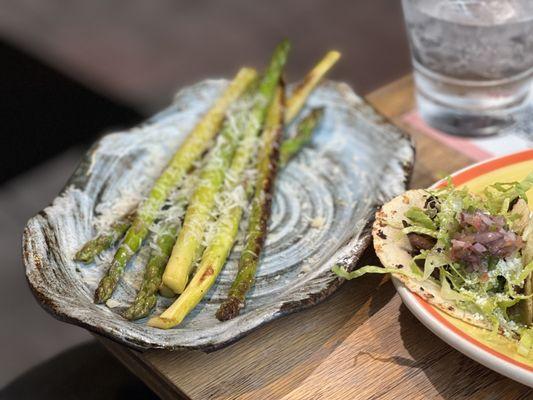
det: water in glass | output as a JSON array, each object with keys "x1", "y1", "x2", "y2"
[{"x1": 402, "y1": 0, "x2": 533, "y2": 135}]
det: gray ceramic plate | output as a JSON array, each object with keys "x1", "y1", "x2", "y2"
[{"x1": 23, "y1": 80, "x2": 414, "y2": 350}]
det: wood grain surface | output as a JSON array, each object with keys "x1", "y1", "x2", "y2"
[{"x1": 99, "y1": 76, "x2": 532, "y2": 399}]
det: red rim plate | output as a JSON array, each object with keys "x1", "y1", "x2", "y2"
[{"x1": 395, "y1": 149, "x2": 533, "y2": 384}]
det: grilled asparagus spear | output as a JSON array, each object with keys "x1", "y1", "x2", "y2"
[
  {"x1": 216, "y1": 107, "x2": 323, "y2": 321},
  {"x1": 279, "y1": 107, "x2": 324, "y2": 167},
  {"x1": 79, "y1": 51, "x2": 339, "y2": 265},
  {"x1": 213, "y1": 52, "x2": 338, "y2": 321},
  {"x1": 123, "y1": 222, "x2": 179, "y2": 320},
  {"x1": 149, "y1": 84, "x2": 285, "y2": 329},
  {"x1": 74, "y1": 216, "x2": 132, "y2": 263},
  {"x1": 161, "y1": 40, "x2": 291, "y2": 295},
  {"x1": 215, "y1": 85, "x2": 286, "y2": 321},
  {"x1": 285, "y1": 50, "x2": 340, "y2": 122},
  {"x1": 127, "y1": 106, "x2": 323, "y2": 321},
  {"x1": 93, "y1": 68, "x2": 257, "y2": 303}
]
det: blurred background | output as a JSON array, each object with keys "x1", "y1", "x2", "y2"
[{"x1": 0, "y1": 1, "x2": 410, "y2": 397}]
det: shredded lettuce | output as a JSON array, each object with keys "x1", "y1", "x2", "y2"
[
  {"x1": 405, "y1": 207, "x2": 437, "y2": 230},
  {"x1": 332, "y1": 172, "x2": 533, "y2": 350},
  {"x1": 423, "y1": 250, "x2": 448, "y2": 280},
  {"x1": 448, "y1": 262, "x2": 466, "y2": 283},
  {"x1": 332, "y1": 265, "x2": 420, "y2": 280},
  {"x1": 483, "y1": 171, "x2": 533, "y2": 215},
  {"x1": 433, "y1": 190, "x2": 464, "y2": 246},
  {"x1": 440, "y1": 270, "x2": 468, "y2": 302},
  {"x1": 509, "y1": 260, "x2": 533, "y2": 286},
  {"x1": 402, "y1": 225, "x2": 438, "y2": 238},
  {"x1": 333, "y1": 172, "x2": 533, "y2": 351},
  {"x1": 410, "y1": 251, "x2": 426, "y2": 277},
  {"x1": 518, "y1": 329, "x2": 533, "y2": 356}
]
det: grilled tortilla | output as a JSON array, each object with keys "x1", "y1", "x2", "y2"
[{"x1": 372, "y1": 189, "x2": 497, "y2": 331}]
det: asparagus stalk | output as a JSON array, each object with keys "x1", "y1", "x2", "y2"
[
  {"x1": 214, "y1": 53, "x2": 338, "y2": 320},
  {"x1": 79, "y1": 51, "x2": 337, "y2": 267},
  {"x1": 216, "y1": 110, "x2": 323, "y2": 321},
  {"x1": 123, "y1": 222, "x2": 178, "y2": 320},
  {"x1": 75, "y1": 51, "x2": 340, "y2": 268},
  {"x1": 149, "y1": 48, "x2": 333, "y2": 326},
  {"x1": 125, "y1": 219, "x2": 208, "y2": 320},
  {"x1": 74, "y1": 215, "x2": 132, "y2": 263},
  {"x1": 93, "y1": 68, "x2": 257, "y2": 304},
  {"x1": 148, "y1": 84, "x2": 285, "y2": 329},
  {"x1": 123, "y1": 178, "x2": 196, "y2": 320},
  {"x1": 285, "y1": 51, "x2": 340, "y2": 123},
  {"x1": 161, "y1": 40, "x2": 291, "y2": 295},
  {"x1": 148, "y1": 104, "x2": 324, "y2": 328},
  {"x1": 147, "y1": 182, "x2": 251, "y2": 328},
  {"x1": 279, "y1": 107, "x2": 324, "y2": 167},
  {"x1": 215, "y1": 86, "x2": 287, "y2": 321},
  {"x1": 140, "y1": 106, "x2": 323, "y2": 324}
]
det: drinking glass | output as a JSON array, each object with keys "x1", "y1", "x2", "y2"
[{"x1": 402, "y1": 0, "x2": 533, "y2": 136}]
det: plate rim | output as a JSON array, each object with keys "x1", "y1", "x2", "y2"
[{"x1": 393, "y1": 148, "x2": 533, "y2": 387}]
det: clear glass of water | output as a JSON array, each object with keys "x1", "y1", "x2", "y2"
[{"x1": 402, "y1": 0, "x2": 533, "y2": 136}]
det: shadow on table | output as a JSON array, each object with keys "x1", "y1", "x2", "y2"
[
  {"x1": 397, "y1": 304, "x2": 532, "y2": 399},
  {"x1": 261, "y1": 254, "x2": 394, "y2": 394},
  {"x1": 0, "y1": 40, "x2": 143, "y2": 185},
  {"x1": 0, "y1": 341, "x2": 158, "y2": 400},
  {"x1": 214, "y1": 253, "x2": 395, "y2": 399},
  {"x1": 163, "y1": 248, "x2": 394, "y2": 399}
]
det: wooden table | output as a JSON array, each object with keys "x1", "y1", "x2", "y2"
[{"x1": 99, "y1": 76, "x2": 532, "y2": 399}]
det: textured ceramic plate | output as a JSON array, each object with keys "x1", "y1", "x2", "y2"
[
  {"x1": 23, "y1": 79, "x2": 414, "y2": 350},
  {"x1": 394, "y1": 149, "x2": 533, "y2": 387}
]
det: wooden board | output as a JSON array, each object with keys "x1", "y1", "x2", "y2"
[{"x1": 98, "y1": 76, "x2": 532, "y2": 399}]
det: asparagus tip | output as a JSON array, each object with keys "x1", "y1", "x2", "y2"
[
  {"x1": 216, "y1": 296, "x2": 243, "y2": 321},
  {"x1": 326, "y1": 50, "x2": 341, "y2": 61},
  {"x1": 124, "y1": 295, "x2": 158, "y2": 321},
  {"x1": 279, "y1": 38, "x2": 291, "y2": 50},
  {"x1": 73, "y1": 250, "x2": 93, "y2": 264},
  {"x1": 94, "y1": 278, "x2": 112, "y2": 304}
]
